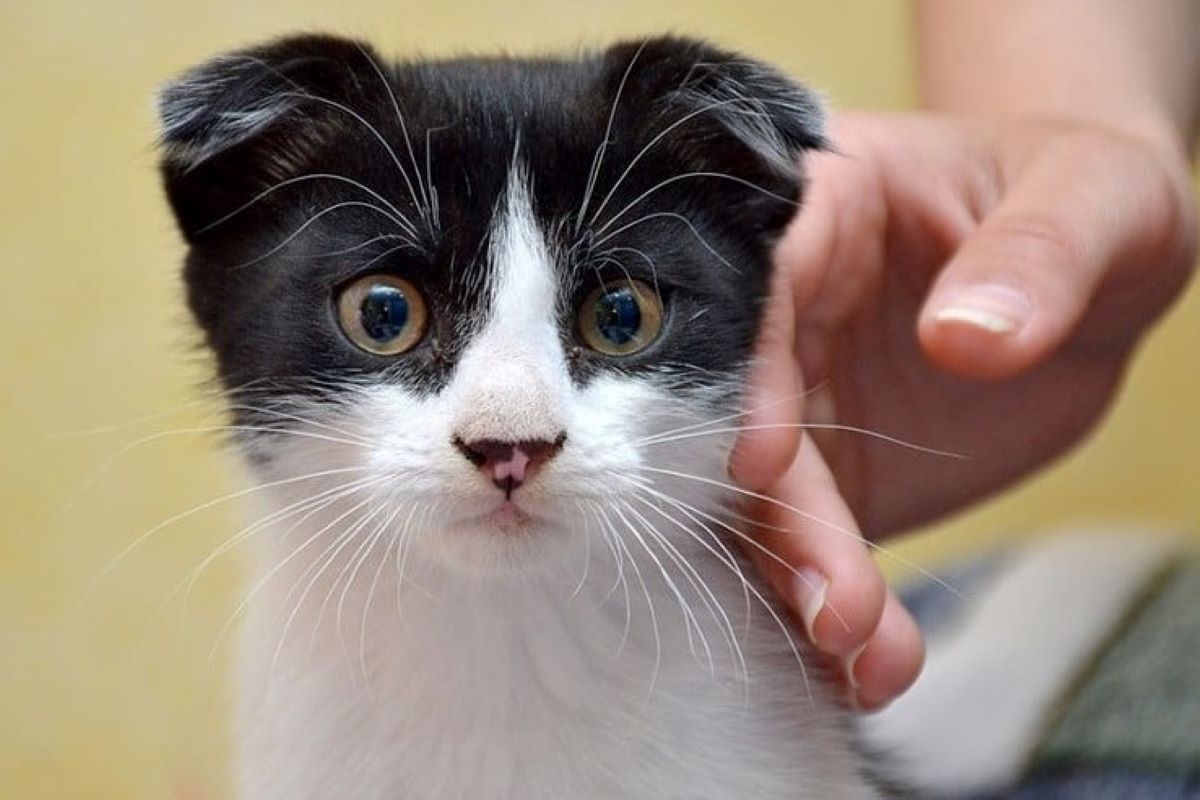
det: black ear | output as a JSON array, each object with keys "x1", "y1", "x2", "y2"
[
  {"x1": 599, "y1": 36, "x2": 826, "y2": 236},
  {"x1": 158, "y1": 34, "x2": 387, "y2": 241}
]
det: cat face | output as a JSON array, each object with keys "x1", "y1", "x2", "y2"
[{"x1": 159, "y1": 35, "x2": 822, "y2": 573}]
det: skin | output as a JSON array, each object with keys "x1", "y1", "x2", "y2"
[{"x1": 734, "y1": 0, "x2": 1200, "y2": 710}]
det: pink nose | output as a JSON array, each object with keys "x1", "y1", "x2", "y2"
[{"x1": 454, "y1": 435, "x2": 566, "y2": 497}]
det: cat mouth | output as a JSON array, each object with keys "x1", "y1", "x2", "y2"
[{"x1": 460, "y1": 499, "x2": 541, "y2": 533}]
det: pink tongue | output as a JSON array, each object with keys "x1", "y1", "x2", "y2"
[{"x1": 491, "y1": 447, "x2": 531, "y2": 484}]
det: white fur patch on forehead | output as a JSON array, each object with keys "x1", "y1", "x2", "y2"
[
  {"x1": 449, "y1": 162, "x2": 568, "y2": 444},
  {"x1": 486, "y1": 163, "x2": 559, "y2": 331}
]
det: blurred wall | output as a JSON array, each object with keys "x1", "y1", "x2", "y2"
[{"x1": 0, "y1": 2, "x2": 1195, "y2": 798}]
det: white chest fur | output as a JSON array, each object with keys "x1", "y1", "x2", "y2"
[{"x1": 234, "y1": 511, "x2": 879, "y2": 800}]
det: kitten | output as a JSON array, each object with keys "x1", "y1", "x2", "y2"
[{"x1": 159, "y1": 34, "x2": 884, "y2": 799}]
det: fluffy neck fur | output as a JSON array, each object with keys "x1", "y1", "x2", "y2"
[{"x1": 235, "y1": 491, "x2": 878, "y2": 799}]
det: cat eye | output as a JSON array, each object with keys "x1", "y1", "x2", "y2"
[
  {"x1": 336, "y1": 275, "x2": 428, "y2": 356},
  {"x1": 577, "y1": 279, "x2": 664, "y2": 357}
]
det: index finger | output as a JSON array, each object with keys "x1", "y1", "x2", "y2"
[{"x1": 728, "y1": 254, "x2": 803, "y2": 492}]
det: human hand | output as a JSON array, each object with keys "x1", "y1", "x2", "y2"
[{"x1": 732, "y1": 111, "x2": 1198, "y2": 709}]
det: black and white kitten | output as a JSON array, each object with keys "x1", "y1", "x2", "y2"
[{"x1": 159, "y1": 34, "x2": 883, "y2": 799}]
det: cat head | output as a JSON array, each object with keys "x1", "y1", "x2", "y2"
[{"x1": 159, "y1": 34, "x2": 823, "y2": 573}]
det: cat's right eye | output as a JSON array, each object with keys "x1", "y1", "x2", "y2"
[
  {"x1": 577, "y1": 279, "x2": 664, "y2": 357},
  {"x1": 336, "y1": 275, "x2": 429, "y2": 356}
]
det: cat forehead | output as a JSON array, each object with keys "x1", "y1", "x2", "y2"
[
  {"x1": 161, "y1": 39, "x2": 820, "y2": 238},
  {"x1": 225, "y1": 61, "x2": 763, "y2": 298},
  {"x1": 286, "y1": 62, "x2": 678, "y2": 243}
]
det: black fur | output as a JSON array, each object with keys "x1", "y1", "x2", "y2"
[{"x1": 159, "y1": 34, "x2": 824, "y2": 410}]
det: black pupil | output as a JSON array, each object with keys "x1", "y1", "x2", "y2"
[
  {"x1": 360, "y1": 285, "x2": 410, "y2": 342},
  {"x1": 594, "y1": 286, "x2": 642, "y2": 346}
]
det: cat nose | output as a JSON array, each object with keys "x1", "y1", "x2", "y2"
[{"x1": 453, "y1": 434, "x2": 566, "y2": 496}]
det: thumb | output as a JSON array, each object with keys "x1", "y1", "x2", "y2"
[{"x1": 918, "y1": 132, "x2": 1185, "y2": 379}]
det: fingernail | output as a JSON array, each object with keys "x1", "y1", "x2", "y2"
[
  {"x1": 850, "y1": 692, "x2": 890, "y2": 714},
  {"x1": 844, "y1": 643, "x2": 867, "y2": 692},
  {"x1": 793, "y1": 568, "x2": 828, "y2": 646},
  {"x1": 933, "y1": 284, "x2": 1033, "y2": 334}
]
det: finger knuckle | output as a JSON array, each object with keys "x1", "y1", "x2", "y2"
[{"x1": 987, "y1": 213, "x2": 1084, "y2": 278}]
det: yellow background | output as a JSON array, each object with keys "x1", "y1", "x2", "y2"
[{"x1": 2, "y1": 2, "x2": 1197, "y2": 798}]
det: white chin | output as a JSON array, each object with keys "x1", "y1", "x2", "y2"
[{"x1": 416, "y1": 512, "x2": 579, "y2": 576}]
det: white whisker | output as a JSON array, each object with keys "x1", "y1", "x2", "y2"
[
  {"x1": 629, "y1": 383, "x2": 828, "y2": 447},
  {"x1": 612, "y1": 501, "x2": 713, "y2": 674},
  {"x1": 590, "y1": 244, "x2": 663, "y2": 299},
  {"x1": 576, "y1": 40, "x2": 648, "y2": 232},
  {"x1": 618, "y1": 499, "x2": 723, "y2": 677},
  {"x1": 353, "y1": 45, "x2": 433, "y2": 230},
  {"x1": 173, "y1": 474, "x2": 383, "y2": 620},
  {"x1": 315, "y1": 233, "x2": 415, "y2": 259},
  {"x1": 300, "y1": 503, "x2": 389, "y2": 663},
  {"x1": 66, "y1": 422, "x2": 368, "y2": 516},
  {"x1": 356, "y1": 241, "x2": 423, "y2": 272},
  {"x1": 587, "y1": 95, "x2": 792, "y2": 229},
  {"x1": 195, "y1": 172, "x2": 417, "y2": 237},
  {"x1": 640, "y1": 465, "x2": 963, "y2": 596},
  {"x1": 642, "y1": 421, "x2": 967, "y2": 459},
  {"x1": 627, "y1": 491, "x2": 749, "y2": 681},
  {"x1": 569, "y1": 500, "x2": 595, "y2": 599},
  {"x1": 597, "y1": 507, "x2": 661, "y2": 696},
  {"x1": 232, "y1": 200, "x2": 411, "y2": 270},
  {"x1": 632, "y1": 483, "x2": 812, "y2": 700},
  {"x1": 225, "y1": 405, "x2": 374, "y2": 446},
  {"x1": 360, "y1": 502, "x2": 420, "y2": 677},
  {"x1": 206, "y1": 493, "x2": 378, "y2": 665},
  {"x1": 594, "y1": 212, "x2": 738, "y2": 274},
  {"x1": 86, "y1": 465, "x2": 372, "y2": 601},
  {"x1": 335, "y1": 503, "x2": 403, "y2": 684},
  {"x1": 594, "y1": 170, "x2": 796, "y2": 241}
]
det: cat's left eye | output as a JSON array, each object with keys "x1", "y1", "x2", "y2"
[
  {"x1": 336, "y1": 275, "x2": 428, "y2": 356},
  {"x1": 577, "y1": 279, "x2": 664, "y2": 357}
]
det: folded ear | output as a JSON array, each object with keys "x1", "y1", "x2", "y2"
[
  {"x1": 158, "y1": 34, "x2": 387, "y2": 241},
  {"x1": 599, "y1": 36, "x2": 826, "y2": 236}
]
